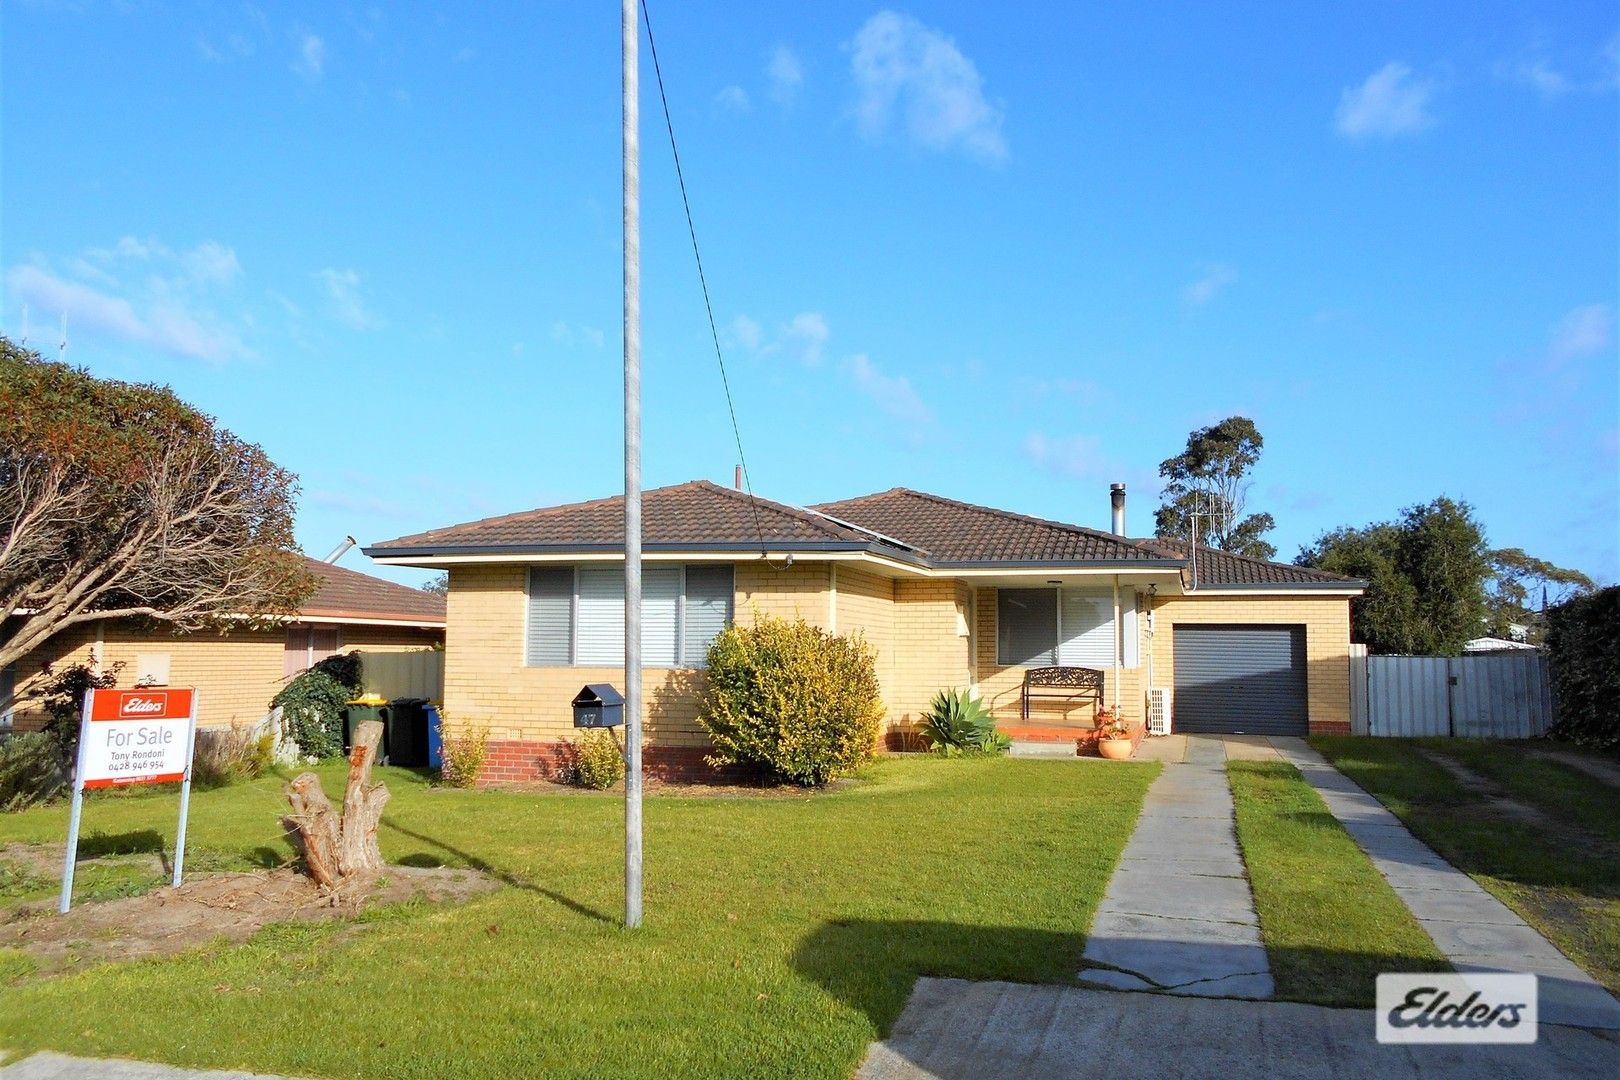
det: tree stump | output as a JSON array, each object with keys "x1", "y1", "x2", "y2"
[{"x1": 282, "y1": 720, "x2": 390, "y2": 894}]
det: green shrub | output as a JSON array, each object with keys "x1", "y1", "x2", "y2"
[
  {"x1": 271, "y1": 653, "x2": 362, "y2": 759},
  {"x1": 920, "y1": 688, "x2": 1010, "y2": 756},
  {"x1": 437, "y1": 714, "x2": 489, "y2": 788},
  {"x1": 1546, "y1": 585, "x2": 1619, "y2": 749},
  {"x1": 574, "y1": 730, "x2": 625, "y2": 790},
  {"x1": 697, "y1": 614, "x2": 884, "y2": 785},
  {"x1": 0, "y1": 732, "x2": 68, "y2": 812},
  {"x1": 37, "y1": 660, "x2": 123, "y2": 761}
]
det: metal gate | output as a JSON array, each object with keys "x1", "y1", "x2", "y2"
[
  {"x1": 1173, "y1": 624, "x2": 1308, "y2": 736},
  {"x1": 1350, "y1": 651, "x2": 1553, "y2": 737}
]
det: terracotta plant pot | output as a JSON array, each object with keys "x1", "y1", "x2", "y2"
[{"x1": 1097, "y1": 737, "x2": 1135, "y2": 760}]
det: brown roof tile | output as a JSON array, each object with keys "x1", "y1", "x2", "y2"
[
  {"x1": 1130, "y1": 538, "x2": 1361, "y2": 587},
  {"x1": 812, "y1": 488, "x2": 1167, "y2": 564},
  {"x1": 369, "y1": 481, "x2": 907, "y2": 555},
  {"x1": 300, "y1": 557, "x2": 447, "y2": 624}
]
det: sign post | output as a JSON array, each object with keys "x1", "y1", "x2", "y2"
[{"x1": 59, "y1": 687, "x2": 200, "y2": 913}]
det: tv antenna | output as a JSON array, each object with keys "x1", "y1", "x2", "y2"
[
  {"x1": 58, "y1": 313, "x2": 69, "y2": 363},
  {"x1": 18, "y1": 304, "x2": 29, "y2": 348}
]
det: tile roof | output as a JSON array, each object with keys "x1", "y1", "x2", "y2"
[
  {"x1": 1129, "y1": 538, "x2": 1361, "y2": 587},
  {"x1": 812, "y1": 488, "x2": 1168, "y2": 564},
  {"x1": 368, "y1": 481, "x2": 911, "y2": 555},
  {"x1": 300, "y1": 557, "x2": 448, "y2": 624},
  {"x1": 368, "y1": 481, "x2": 1359, "y2": 590}
]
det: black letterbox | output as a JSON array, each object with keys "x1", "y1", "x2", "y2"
[{"x1": 572, "y1": 683, "x2": 625, "y2": 729}]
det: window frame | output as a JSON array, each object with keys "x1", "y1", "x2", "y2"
[
  {"x1": 995, "y1": 585, "x2": 1124, "y2": 668},
  {"x1": 524, "y1": 563, "x2": 734, "y2": 669}
]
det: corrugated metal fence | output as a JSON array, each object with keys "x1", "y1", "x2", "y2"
[
  {"x1": 1348, "y1": 646, "x2": 1554, "y2": 738},
  {"x1": 355, "y1": 649, "x2": 444, "y2": 702}
]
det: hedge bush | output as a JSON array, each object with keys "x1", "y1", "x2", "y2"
[
  {"x1": 574, "y1": 730, "x2": 625, "y2": 790},
  {"x1": 271, "y1": 653, "x2": 362, "y2": 759},
  {"x1": 1546, "y1": 585, "x2": 1619, "y2": 749},
  {"x1": 697, "y1": 614, "x2": 884, "y2": 785},
  {"x1": 0, "y1": 732, "x2": 68, "y2": 812}
]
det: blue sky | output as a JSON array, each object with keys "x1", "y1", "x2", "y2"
[{"x1": 4, "y1": 1, "x2": 1617, "y2": 587}]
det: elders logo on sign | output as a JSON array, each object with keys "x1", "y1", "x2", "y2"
[
  {"x1": 1376, "y1": 973, "x2": 1537, "y2": 1044},
  {"x1": 121, "y1": 696, "x2": 167, "y2": 716}
]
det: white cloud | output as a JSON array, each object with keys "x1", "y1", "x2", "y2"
[
  {"x1": 767, "y1": 45, "x2": 804, "y2": 104},
  {"x1": 1183, "y1": 265, "x2": 1237, "y2": 307},
  {"x1": 182, "y1": 241, "x2": 242, "y2": 287},
  {"x1": 453, "y1": 46, "x2": 477, "y2": 64},
  {"x1": 1023, "y1": 432, "x2": 1106, "y2": 478},
  {"x1": 715, "y1": 85, "x2": 750, "y2": 113},
  {"x1": 315, "y1": 267, "x2": 377, "y2": 330},
  {"x1": 550, "y1": 321, "x2": 606, "y2": 350},
  {"x1": 293, "y1": 34, "x2": 325, "y2": 82},
  {"x1": 846, "y1": 353, "x2": 933, "y2": 427},
  {"x1": 850, "y1": 11, "x2": 1007, "y2": 163},
  {"x1": 6, "y1": 263, "x2": 248, "y2": 364},
  {"x1": 1510, "y1": 59, "x2": 1573, "y2": 99},
  {"x1": 784, "y1": 311, "x2": 829, "y2": 365},
  {"x1": 1335, "y1": 62, "x2": 1435, "y2": 139},
  {"x1": 1547, "y1": 304, "x2": 1613, "y2": 364},
  {"x1": 730, "y1": 314, "x2": 762, "y2": 351}
]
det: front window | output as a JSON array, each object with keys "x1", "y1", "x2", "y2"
[
  {"x1": 525, "y1": 564, "x2": 734, "y2": 668},
  {"x1": 996, "y1": 586, "x2": 1126, "y2": 667}
]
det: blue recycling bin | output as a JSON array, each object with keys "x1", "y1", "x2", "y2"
[{"x1": 426, "y1": 704, "x2": 443, "y2": 769}]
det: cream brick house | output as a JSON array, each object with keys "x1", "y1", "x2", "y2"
[
  {"x1": 1, "y1": 557, "x2": 445, "y2": 732},
  {"x1": 365, "y1": 481, "x2": 1363, "y2": 782}
]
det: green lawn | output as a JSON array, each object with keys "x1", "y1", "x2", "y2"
[
  {"x1": 0, "y1": 756, "x2": 1157, "y2": 1079},
  {"x1": 1227, "y1": 759, "x2": 1449, "y2": 1006},
  {"x1": 1311, "y1": 736, "x2": 1620, "y2": 996},
  {"x1": 1417, "y1": 738, "x2": 1620, "y2": 846}
]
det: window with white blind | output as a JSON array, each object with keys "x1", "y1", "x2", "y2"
[
  {"x1": 996, "y1": 587, "x2": 1138, "y2": 668},
  {"x1": 525, "y1": 565, "x2": 735, "y2": 668}
]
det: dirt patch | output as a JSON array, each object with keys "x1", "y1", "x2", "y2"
[
  {"x1": 1416, "y1": 746, "x2": 1620, "y2": 861},
  {"x1": 2, "y1": 864, "x2": 499, "y2": 978},
  {"x1": 1526, "y1": 748, "x2": 1620, "y2": 792}
]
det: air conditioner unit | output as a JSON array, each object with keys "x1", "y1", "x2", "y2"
[{"x1": 1146, "y1": 687, "x2": 1172, "y2": 736}]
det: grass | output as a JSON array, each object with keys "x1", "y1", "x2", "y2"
[
  {"x1": 1416, "y1": 738, "x2": 1620, "y2": 846},
  {"x1": 1312, "y1": 736, "x2": 1620, "y2": 996},
  {"x1": 0, "y1": 756, "x2": 1157, "y2": 1079},
  {"x1": 1227, "y1": 759, "x2": 1449, "y2": 1006}
]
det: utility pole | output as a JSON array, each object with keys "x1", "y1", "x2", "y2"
[{"x1": 621, "y1": 0, "x2": 644, "y2": 930}]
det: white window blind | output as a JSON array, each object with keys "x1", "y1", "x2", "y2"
[
  {"x1": 1058, "y1": 590, "x2": 1114, "y2": 666},
  {"x1": 996, "y1": 586, "x2": 1139, "y2": 669},
  {"x1": 683, "y1": 566, "x2": 734, "y2": 667},
  {"x1": 526, "y1": 565, "x2": 735, "y2": 668}
]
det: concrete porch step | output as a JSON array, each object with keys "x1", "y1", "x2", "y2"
[{"x1": 1009, "y1": 740, "x2": 1079, "y2": 759}]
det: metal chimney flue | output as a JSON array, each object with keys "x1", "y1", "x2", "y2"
[
  {"x1": 734, "y1": 464, "x2": 743, "y2": 490},
  {"x1": 323, "y1": 536, "x2": 357, "y2": 563},
  {"x1": 1109, "y1": 483, "x2": 1126, "y2": 536}
]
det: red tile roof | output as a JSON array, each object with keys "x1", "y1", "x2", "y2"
[
  {"x1": 367, "y1": 481, "x2": 1359, "y2": 589},
  {"x1": 299, "y1": 557, "x2": 447, "y2": 625},
  {"x1": 813, "y1": 488, "x2": 1167, "y2": 565},
  {"x1": 369, "y1": 481, "x2": 914, "y2": 555}
]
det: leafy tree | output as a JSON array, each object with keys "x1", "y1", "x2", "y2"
[
  {"x1": 420, "y1": 573, "x2": 449, "y2": 597},
  {"x1": 1485, "y1": 548, "x2": 1594, "y2": 643},
  {"x1": 0, "y1": 338, "x2": 313, "y2": 672},
  {"x1": 1154, "y1": 416, "x2": 1277, "y2": 559},
  {"x1": 1298, "y1": 497, "x2": 1493, "y2": 655}
]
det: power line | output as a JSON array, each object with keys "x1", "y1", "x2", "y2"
[{"x1": 638, "y1": 0, "x2": 767, "y2": 558}]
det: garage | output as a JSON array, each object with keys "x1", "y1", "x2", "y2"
[{"x1": 1173, "y1": 624, "x2": 1308, "y2": 735}]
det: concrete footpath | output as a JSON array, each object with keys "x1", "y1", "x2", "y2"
[
  {"x1": 1078, "y1": 735, "x2": 1272, "y2": 998},
  {"x1": 1, "y1": 1054, "x2": 295, "y2": 1079},
  {"x1": 857, "y1": 978, "x2": 1620, "y2": 1080},
  {"x1": 1269, "y1": 737, "x2": 1620, "y2": 1031}
]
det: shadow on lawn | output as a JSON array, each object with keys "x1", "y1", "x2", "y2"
[
  {"x1": 379, "y1": 818, "x2": 614, "y2": 925},
  {"x1": 792, "y1": 919, "x2": 1449, "y2": 1036}
]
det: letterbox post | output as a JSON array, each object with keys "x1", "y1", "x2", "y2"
[
  {"x1": 57, "y1": 688, "x2": 94, "y2": 914},
  {"x1": 171, "y1": 690, "x2": 200, "y2": 887}
]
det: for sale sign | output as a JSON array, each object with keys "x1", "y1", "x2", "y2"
[{"x1": 80, "y1": 689, "x2": 197, "y2": 788}]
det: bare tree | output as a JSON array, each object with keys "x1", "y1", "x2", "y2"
[{"x1": 1, "y1": 338, "x2": 312, "y2": 672}]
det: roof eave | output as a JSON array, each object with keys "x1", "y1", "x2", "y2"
[{"x1": 363, "y1": 539, "x2": 931, "y2": 567}]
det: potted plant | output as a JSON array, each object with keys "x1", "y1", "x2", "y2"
[{"x1": 1095, "y1": 707, "x2": 1135, "y2": 760}]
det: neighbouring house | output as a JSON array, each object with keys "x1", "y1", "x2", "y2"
[
  {"x1": 364, "y1": 480, "x2": 1365, "y2": 782},
  {"x1": 0, "y1": 557, "x2": 446, "y2": 732}
]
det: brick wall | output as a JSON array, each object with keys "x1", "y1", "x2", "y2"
[
  {"x1": 339, "y1": 624, "x2": 443, "y2": 653},
  {"x1": 887, "y1": 579, "x2": 973, "y2": 731}
]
